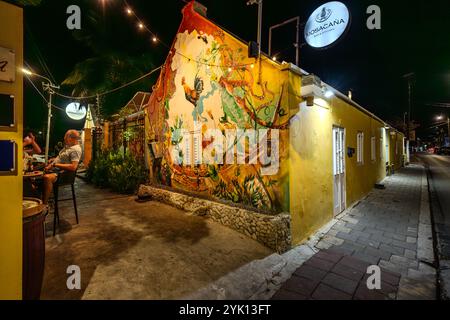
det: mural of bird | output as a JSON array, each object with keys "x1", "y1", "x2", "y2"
[{"x1": 181, "y1": 75, "x2": 204, "y2": 107}]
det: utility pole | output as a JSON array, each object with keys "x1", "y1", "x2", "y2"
[
  {"x1": 402, "y1": 72, "x2": 414, "y2": 163},
  {"x1": 247, "y1": 0, "x2": 263, "y2": 53},
  {"x1": 42, "y1": 82, "x2": 60, "y2": 164},
  {"x1": 22, "y1": 68, "x2": 60, "y2": 164},
  {"x1": 247, "y1": 0, "x2": 263, "y2": 84},
  {"x1": 403, "y1": 112, "x2": 408, "y2": 134},
  {"x1": 403, "y1": 73, "x2": 414, "y2": 140}
]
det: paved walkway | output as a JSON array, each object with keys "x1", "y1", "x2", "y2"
[
  {"x1": 272, "y1": 164, "x2": 437, "y2": 300},
  {"x1": 42, "y1": 179, "x2": 272, "y2": 299}
]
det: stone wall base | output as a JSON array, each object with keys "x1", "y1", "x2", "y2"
[{"x1": 138, "y1": 185, "x2": 291, "y2": 253}]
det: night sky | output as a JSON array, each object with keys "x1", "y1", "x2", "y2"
[{"x1": 20, "y1": 0, "x2": 450, "y2": 147}]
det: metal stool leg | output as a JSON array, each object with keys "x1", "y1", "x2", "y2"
[
  {"x1": 71, "y1": 184, "x2": 79, "y2": 224},
  {"x1": 53, "y1": 186, "x2": 59, "y2": 236}
]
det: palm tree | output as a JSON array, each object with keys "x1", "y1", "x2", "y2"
[
  {"x1": 62, "y1": 52, "x2": 156, "y2": 117},
  {"x1": 61, "y1": 1, "x2": 159, "y2": 117}
]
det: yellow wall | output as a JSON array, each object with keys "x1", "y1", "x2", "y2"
[
  {"x1": 288, "y1": 75, "x2": 403, "y2": 245},
  {"x1": 288, "y1": 75, "x2": 334, "y2": 245},
  {"x1": 0, "y1": 1, "x2": 23, "y2": 300}
]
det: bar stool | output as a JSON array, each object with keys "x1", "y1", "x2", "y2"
[{"x1": 53, "y1": 170, "x2": 79, "y2": 236}]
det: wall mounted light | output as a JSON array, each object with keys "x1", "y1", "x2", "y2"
[{"x1": 324, "y1": 90, "x2": 334, "y2": 98}]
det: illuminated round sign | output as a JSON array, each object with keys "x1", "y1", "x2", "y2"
[
  {"x1": 304, "y1": 1, "x2": 351, "y2": 49},
  {"x1": 65, "y1": 102, "x2": 87, "y2": 120}
]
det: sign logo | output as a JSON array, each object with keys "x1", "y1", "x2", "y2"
[
  {"x1": 305, "y1": 1, "x2": 351, "y2": 49},
  {"x1": 0, "y1": 60, "x2": 7, "y2": 72},
  {"x1": 315, "y1": 7, "x2": 332, "y2": 23},
  {"x1": 66, "y1": 102, "x2": 87, "y2": 121},
  {"x1": 0, "y1": 47, "x2": 15, "y2": 82}
]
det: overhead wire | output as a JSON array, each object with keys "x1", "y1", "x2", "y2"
[
  {"x1": 53, "y1": 65, "x2": 163, "y2": 100},
  {"x1": 123, "y1": 0, "x2": 257, "y2": 68},
  {"x1": 25, "y1": 22, "x2": 57, "y2": 84},
  {"x1": 24, "y1": 75, "x2": 66, "y2": 112}
]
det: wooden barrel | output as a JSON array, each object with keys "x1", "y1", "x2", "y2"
[{"x1": 22, "y1": 198, "x2": 46, "y2": 300}]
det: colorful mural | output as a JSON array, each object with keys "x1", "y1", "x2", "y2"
[{"x1": 146, "y1": 2, "x2": 290, "y2": 211}]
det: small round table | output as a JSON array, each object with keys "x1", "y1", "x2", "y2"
[
  {"x1": 23, "y1": 171, "x2": 44, "y2": 180},
  {"x1": 23, "y1": 198, "x2": 47, "y2": 300}
]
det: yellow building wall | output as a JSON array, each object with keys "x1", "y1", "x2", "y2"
[
  {"x1": 288, "y1": 76, "x2": 333, "y2": 245},
  {"x1": 0, "y1": 1, "x2": 23, "y2": 300},
  {"x1": 145, "y1": 1, "x2": 406, "y2": 248},
  {"x1": 289, "y1": 77, "x2": 394, "y2": 245},
  {"x1": 331, "y1": 99, "x2": 387, "y2": 207}
]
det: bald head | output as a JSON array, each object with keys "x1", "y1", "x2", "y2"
[{"x1": 64, "y1": 130, "x2": 80, "y2": 146}]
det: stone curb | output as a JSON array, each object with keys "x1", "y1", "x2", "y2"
[
  {"x1": 418, "y1": 166, "x2": 435, "y2": 264},
  {"x1": 138, "y1": 184, "x2": 291, "y2": 253},
  {"x1": 424, "y1": 163, "x2": 450, "y2": 300},
  {"x1": 396, "y1": 164, "x2": 437, "y2": 300}
]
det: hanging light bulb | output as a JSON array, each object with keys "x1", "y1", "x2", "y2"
[
  {"x1": 272, "y1": 56, "x2": 277, "y2": 61},
  {"x1": 152, "y1": 36, "x2": 158, "y2": 43},
  {"x1": 250, "y1": 64, "x2": 255, "y2": 69},
  {"x1": 138, "y1": 22, "x2": 144, "y2": 30},
  {"x1": 126, "y1": 8, "x2": 132, "y2": 15}
]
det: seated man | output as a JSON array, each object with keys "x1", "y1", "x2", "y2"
[{"x1": 42, "y1": 130, "x2": 82, "y2": 204}]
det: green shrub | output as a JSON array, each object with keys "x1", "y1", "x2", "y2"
[{"x1": 86, "y1": 150, "x2": 148, "y2": 194}]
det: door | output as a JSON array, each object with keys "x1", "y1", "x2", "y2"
[{"x1": 333, "y1": 126, "x2": 346, "y2": 215}]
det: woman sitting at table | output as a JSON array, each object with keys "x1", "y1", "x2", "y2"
[
  {"x1": 23, "y1": 132, "x2": 42, "y2": 155},
  {"x1": 42, "y1": 130, "x2": 82, "y2": 204},
  {"x1": 23, "y1": 132, "x2": 42, "y2": 174}
]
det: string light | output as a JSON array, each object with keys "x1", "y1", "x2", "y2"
[
  {"x1": 122, "y1": 0, "x2": 257, "y2": 69},
  {"x1": 272, "y1": 56, "x2": 277, "y2": 61},
  {"x1": 250, "y1": 64, "x2": 255, "y2": 69}
]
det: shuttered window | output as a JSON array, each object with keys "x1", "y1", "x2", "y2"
[{"x1": 357, "y1": 132, "x2": 364, "y2": 164}]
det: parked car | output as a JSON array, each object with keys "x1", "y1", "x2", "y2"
[{"x1": 437, "y1": 147, "x2": 450, "y2": 155}]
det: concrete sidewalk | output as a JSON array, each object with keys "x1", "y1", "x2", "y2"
[{"x1": 272, "y1": 164, "x2": 437, "y2": 300}]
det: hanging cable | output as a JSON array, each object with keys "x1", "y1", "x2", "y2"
[
  {"x1": 53, "y1": 65, "x2": 163, "y2": 100},
  {"x1": 24, "y1": 75, "x2": 66, "y2": 112},
  {"x1": 25, "y1": 23, "x2": 58, "y2": 84},
  {"x1": 122, "y1": 0, "x2": 257, "y2": 68}
]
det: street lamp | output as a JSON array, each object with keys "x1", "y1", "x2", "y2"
[
  {"x1": 22, "y1": 68, "x2": 60, "y2": 164},
  {"x1": 324, "y1": 90, "x2": 334, "y2": 99}
]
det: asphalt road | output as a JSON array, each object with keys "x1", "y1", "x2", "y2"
[{"x1": 416, "y1": 153, "x2": 450, "y2": 259}]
